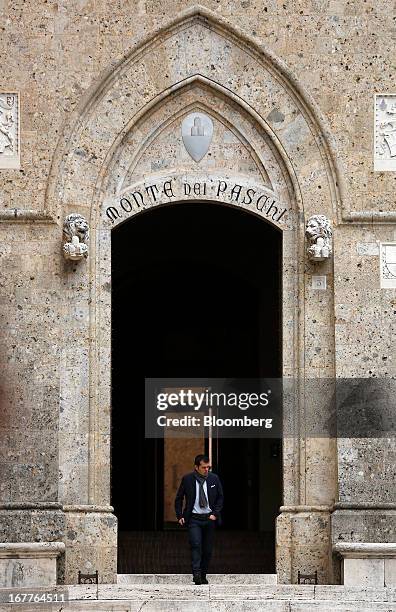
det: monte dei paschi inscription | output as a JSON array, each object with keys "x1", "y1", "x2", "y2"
[{"x1": 105, "y1": 176, "x2": 289, "y2": 227}]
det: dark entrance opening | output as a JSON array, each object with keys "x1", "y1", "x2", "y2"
[{"x1": 111, "y1": 202, "x2": 282, "y2": 574}]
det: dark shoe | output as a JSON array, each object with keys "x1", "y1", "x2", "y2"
[
  {"x1": 201, "y1": 573, "x2": 208, "y2": 584},
  {"x1": 193, "y1": 573, "x2": 202, "y2": 585}
]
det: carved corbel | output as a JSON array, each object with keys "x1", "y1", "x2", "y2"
[
  {"x1": 63, "y1": 213, "x2": 89, "y2": 261},
  {"x1": 305, "y1": 215, "x2": 332, "y2": 262}
]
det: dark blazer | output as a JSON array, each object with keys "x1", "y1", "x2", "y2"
[{"x1": 175, "y1": 471, "x2": 224, "y2": 526}]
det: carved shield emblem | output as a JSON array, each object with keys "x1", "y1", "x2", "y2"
[{"x1": 182, "y1": 113, "x2": 213, "y2": 162}]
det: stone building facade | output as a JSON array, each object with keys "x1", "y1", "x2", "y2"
[{"x1": 0, "y1": 0, "x2": 394, "y2": 587}]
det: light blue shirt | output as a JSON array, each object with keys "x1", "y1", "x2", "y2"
[{"x1": 193, "y1": 480, "x2": 212, "y2": 513}]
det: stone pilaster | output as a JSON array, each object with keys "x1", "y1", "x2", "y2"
[
  {"x1": 62, "y1": 506, "x2": 117, "y2": 585},
  {"x1": 276, "y1": 506, "x2": 333, "y2": 584}
]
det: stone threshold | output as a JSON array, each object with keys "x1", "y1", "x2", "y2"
[{"x1": 117, "y1": 573, "x2": 278, "y2": 584}]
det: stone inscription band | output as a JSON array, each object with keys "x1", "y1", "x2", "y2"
[{"x1": 105, "y1": 177, "x2": 288, "y2": 226}]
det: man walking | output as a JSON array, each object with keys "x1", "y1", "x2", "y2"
[{"x1": 175, "y1": 454, "x2": 224, "y2": 585}]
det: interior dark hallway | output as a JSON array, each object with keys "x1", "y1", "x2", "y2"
[{"x1": 111, "y1": 201, "x2": 282, "y2": 573}]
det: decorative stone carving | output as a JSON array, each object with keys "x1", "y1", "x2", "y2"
[
  {"x1": 0, "y1": 93, "x2": 19, "y2": 169},
  {"x1": 63, "y1": 213, "x2": 89, "y2": 261},
  {"x1": 305, "y1": 215, "x2": 332, "y2": 262},
  {"x1": 181, "y1": 112, "x2": 213, "y2": 162},
  {"x1": 374, "y1": 94, "x2": 396, "y2": 171},
  {"x1": 380, "y1": 242, "x2": 396, "y2": 288}
]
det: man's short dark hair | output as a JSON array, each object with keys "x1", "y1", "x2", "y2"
[{"x1": 194, "y1": 454, "x2": 210, "y2": 466}]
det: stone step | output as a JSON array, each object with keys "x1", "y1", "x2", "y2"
[
  {"x1": 117, "y1": 573, "x2": 278, "y2": 584},
  {"x1": 0, "y1": 584, "x2": 396, "y2": 611},
  {"x1": 89, "y1": 583, "x2": 396, "y2": 602},
  {"x1": 1, "y1": 601, "x2": 395, "y2": 612}
]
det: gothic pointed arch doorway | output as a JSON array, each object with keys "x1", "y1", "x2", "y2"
[
  {"x1": 51, "y1": 5, "x2": 341, "y2": 582},
  {"x1": 111, "y1": 201, "x2": 282, "y2": 574}
]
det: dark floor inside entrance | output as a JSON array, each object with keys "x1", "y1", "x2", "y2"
[
  {"x1": 111, "y1": 202, "x2": 282, "y2": 573},
  {"x1": 118, "y1": 531, "x2": 275, "y2": 574}
]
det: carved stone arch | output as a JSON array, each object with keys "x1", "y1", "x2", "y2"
[
  {"x1": 47, "y1": 7, "x2": 342, "y2": 224},
  {"x1": 118, "y1": 89, "x2": 275, "y2": 194},
  {"x1": 56, "y1": 6, "x2": 339, "y2": 585},
  {"x1": 98, "y1": 77, "x2": 296, "y2": 227}
]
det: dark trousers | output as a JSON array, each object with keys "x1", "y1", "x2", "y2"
[{"x1": 188, "y1": 516, "x2": 215, "y2": 574}]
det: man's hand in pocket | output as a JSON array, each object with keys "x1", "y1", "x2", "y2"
[{"x1": 209, "y1": 514, "x2": 217, "y2": 521}]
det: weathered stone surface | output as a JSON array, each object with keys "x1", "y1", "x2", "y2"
[
  {"x1": 332, "y1": 509, "x2": 396, "y2": 548},
  {"x1": 63, "y1": 511, "x2": 117, "y2": 584},
  {"x1": 386, "y1": 559, "x2": 396, "y2": 587},
  {"x1": 290, "y1": 604, "x2": 396, "y2": 612},
  {"x1": 314, "y1": 585, "x2": 391, "y2": 601},
  {"x1": 333, "y1": 542, "x2": 396, "y2": 587},
  {"x1": 0, "y1": 543, "x2": 64, "y2": 588},
  {"x1": 0, "y1": 0, "x2": 394, "y2": 588}
]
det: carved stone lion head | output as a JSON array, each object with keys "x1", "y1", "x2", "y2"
[
  {"x1": 305, "y1": 215, "x2": 332, "y2": 243},
  {"x1": 63, "y1": 213, "x2": 89, "y2": 244}
]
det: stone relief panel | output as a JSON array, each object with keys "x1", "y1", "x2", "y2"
[
  {"x1": 374, "y1": 94, "x2": 396, "y2": 171},
  {"x1": 0, "y1": 93, "x2": 19, "y2": 169},
  {"x1": 380, "y1": 242, "x2": 396, "y2": 288}
]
